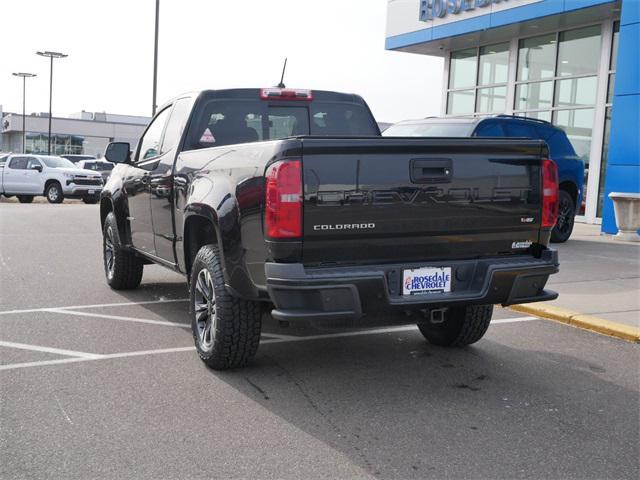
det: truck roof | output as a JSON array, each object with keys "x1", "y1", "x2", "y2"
[{"x1": 159, "y1": 88, "x2": 369, "y2": 112}]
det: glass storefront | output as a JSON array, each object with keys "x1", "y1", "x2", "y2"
[
  {"x1": 515, "y1": 26, "x2": 601, "y2": 215},
  {"x1": 445, "y1": 21, "x2": 619, "y2": 221},
  {"x1": 26, "y1": 133, "x2": 83, "y2": 155},
  {"x1": 447, "y1": 42, "x2": 509, "y2": 115},
  {"x1": 24, "y1": 133, "x2": 109, "y2": 157}
]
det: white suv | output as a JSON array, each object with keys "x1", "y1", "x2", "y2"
[{"x1": 0, "y1": 154, "x2": 103, "y2": 204}]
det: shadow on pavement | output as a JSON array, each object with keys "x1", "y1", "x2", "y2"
[{"x1": 208, "y1": 335, "x2": 639, "y2": 480}]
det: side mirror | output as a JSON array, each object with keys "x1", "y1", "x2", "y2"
[
  {"x1": 105, "y1": 142, "x2": 131, "y2": 164},
  {"x1": 31, "y1": 165, "x2": 42, "y2": 172}
]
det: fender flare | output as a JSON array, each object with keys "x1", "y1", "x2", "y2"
[
  {"x1": 181, "y1": 179, "x2": 260, "y2": 299},
  {"x1": 99, "y1": 189, "x2": 132, "y2": 246}
]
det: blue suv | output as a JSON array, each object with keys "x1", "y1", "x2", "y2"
[{"x1": 383, "y1": 115, "x2": 585, "y2": 242}]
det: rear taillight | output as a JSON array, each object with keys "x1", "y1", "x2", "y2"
[
  {"x1": 265, "y1": 160, "x2": 302, "y2": 238},
  {"x1": 541, "y1": 159, "x2": 559, "y2": 229},
  {"x1": 260, "y1": 88, "x2": 313, "y2": 101}
]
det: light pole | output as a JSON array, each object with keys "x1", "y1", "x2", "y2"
[
  {"x1": 36, "y1": 50, "x2": 68, "y2": 155},
  {"x1": 152, "y1": 0, "x2": 160, "y2": 116},
  {"x1": 11, "y1": 72, "x2": 37, "y2": 154}
]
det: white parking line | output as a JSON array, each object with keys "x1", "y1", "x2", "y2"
[
  {"x1": 0, "y1": 298, "x2": 189, "y2": 316},
  {"x1": 0, "y1": 341, "x2": 104, "y2": 359},
  {"x1": 259, "y1": 333, "x2": 301, "y2": 340},
  {"x1": 0, "y1": 347, "x2": 195, "y2": 372},
  {"x1": 492, "y1": 316, "x2": 538, "y2": 324},
  {"x1": 46, "y1": 308, "x2": 191, "y2": 329},
  {"x1": 0, "y1": 316, "x2": 539, "y2": 372}
]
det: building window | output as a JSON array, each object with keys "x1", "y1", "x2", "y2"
[
  {"x1": 449, "y1": 48, "x2": 477, "y2": 89},
  {"x1": 446, "y1": 42, "x2": 509, "y2": 116},
  {"x1": 513, "y1": 25, "x2": 602, "y2": 215},
  {"x1": 476, "y1": 86, "x2": 507, "y2": 114},
  {"x1": 515, "y1": 81, "x2": 553, "y2": 110},
  {"x1": 25, "y1": 133, "x2": 85, "y2": 155},
  {"x1": 478, "y1": 43, "x2": 509, "y2": 85},
  {"x1": 517, "y1": 33, "x2": 556, "y2": 81},
  {"x1": 556, "y1": 26, "x2": 602, "y2": 77},
  {"x1": 446, "y1": 90, "x2": 475, "y2": 115}
]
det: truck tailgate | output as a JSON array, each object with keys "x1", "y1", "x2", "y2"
[{"x1": 301, "y1": 137, "x2": 546, "y2": 265}]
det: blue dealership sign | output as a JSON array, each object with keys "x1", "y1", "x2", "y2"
[{"x1": 420, "y1": 0, "x2": 512, "y2": 21}]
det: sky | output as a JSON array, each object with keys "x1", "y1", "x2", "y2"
[{"x1": 0, "y1": 0, "x2": 443, "y2": 123}]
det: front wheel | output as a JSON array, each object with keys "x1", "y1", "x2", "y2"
[
  {"x1": 418, "y1": 305, "x2": 493, "y2": 347},
  {"x1": 17, "y1": 195, "x2": 34, "y2": 204},
  {"x1": 45, "y1": 182, "x2": 64, "y2": 204},
  {"x1": 190, "y1": 244, "x2": 262, "y2": 370},
  {"x1": 551, "y1": 190, "x2": 575, "y2": 243}
]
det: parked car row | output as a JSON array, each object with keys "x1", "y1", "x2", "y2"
[
  {"x1": 0, "y1": 153, "x2": 111, "y2": 204},
  {"x1": 382, "y1": 115, "x2": 585, "y2": 243}
]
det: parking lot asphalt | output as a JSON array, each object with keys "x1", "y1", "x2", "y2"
[{"x1": 1, "y1": 203, "x2": 639, "y2": 480}]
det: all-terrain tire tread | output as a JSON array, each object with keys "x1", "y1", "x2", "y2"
[
  {"x1": 418, "y1": 304, "x2": 493, "y2": 347},
  {"x1": 191, "y1": 245, "x2": 261, "y2": 370},
  {"x1": 451, "y1": 304, "x2": 493, "y2": 346}
]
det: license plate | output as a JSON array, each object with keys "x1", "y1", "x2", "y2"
[
  {"x1": 403, "y1": 267, "x2": 452, "y2": 295},
  {"x1": 88, "y1": 190, "x2": 95, "y2": 194}
]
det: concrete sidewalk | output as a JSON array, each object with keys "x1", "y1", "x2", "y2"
[{"x1": 525, "y1": 223, "x2": 640, "y2": 331}]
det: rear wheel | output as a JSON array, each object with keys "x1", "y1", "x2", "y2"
[
  {"x1": 45, "y1": 182, "x2": 63, "y2": 204},
  {"x1": 551, "y1": 190, "x2": 575, "y2": 243},
  {"x1": 418, "y1": 305, "x2": 493, "y2": 347},
  {"x1": 82, "y1": 196, "x2": 99, "y2": 204},
  {"x1": 190, "y1": 244, "x2": 262, "y2": 370},
  {"x1": 102, "y1": 212, "x2": 143, "y2": 289},
  {"x1": 17, "y1": 195, "x2": 34, "y2": 203}
]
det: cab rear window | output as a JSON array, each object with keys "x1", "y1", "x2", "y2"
[{"x1": 184, "y1": 100, "x2": 378, "y2": 150}]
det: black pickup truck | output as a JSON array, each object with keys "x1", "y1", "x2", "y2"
[{"x1": 100, "y1": 87, "x2": 560, "y2": 369}]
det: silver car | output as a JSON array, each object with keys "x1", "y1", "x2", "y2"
[{"x1": 76, "y1": 159, "x2": 115, "y2": 182}]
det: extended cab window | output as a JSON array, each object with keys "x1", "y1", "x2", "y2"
[
  {"x1": 138, "y1": 107, "x2": 171, "y2": 161},
  {"x1": 161, "y1": 98, "x2": 192, "y2": 153},
  {"x1": 184, "y1": 99, "x2": 378, "y2": 150}
]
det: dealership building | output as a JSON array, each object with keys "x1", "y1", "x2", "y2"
[
  {"x1": 0, "y1": 107, "x2": 149, "y2": 159},
  {"x1": 386, "y1": 0, "x2": 639, "y2": 234}
]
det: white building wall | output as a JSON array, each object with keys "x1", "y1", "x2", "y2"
[{"x1": 0, "y1": 113, "x2": 149, "y2": 156}]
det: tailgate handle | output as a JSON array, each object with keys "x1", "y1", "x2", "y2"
[{"x1": 410, "y1": 158, "x2": 452, "y2": 184}]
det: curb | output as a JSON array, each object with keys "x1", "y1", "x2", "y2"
[{"x1": 509, "y1": 304, "x2": 640, "y2": 343}]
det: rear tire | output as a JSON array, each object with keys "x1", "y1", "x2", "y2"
[
  {"x1": 551, "y1": 189, "x2": 575, "y2": 243},
  {"x1": 418, "y1": 305, "x2": 493, "y2": 347},
  {"x1": 190, "y1": 244, "x2": 262, "y2": 370},
  {"x1": 102, "y1": 212, "x2": 143, "y2": 290},
  {"x1": 45, "y1": 182, "x2": 64, "y2": 204},
  {"x1": 82, "y1": 196, "x2": 99, "y2": 204},
  {"x1": 17, "y1": 195, "x2": 34, "y2": 203}
]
